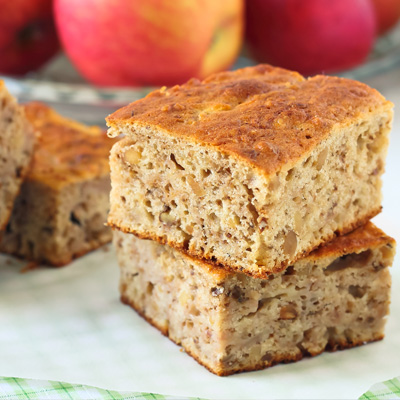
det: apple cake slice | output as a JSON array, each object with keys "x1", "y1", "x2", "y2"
[
  {"x1": 107, "y1": 64, "x2": 393, "y2": 278},
  {"x1": 114, "y1": 222, "x2": 395, "y2": 376},
  {"x1": 1, "y1": 102, "x2": 118, "y2": 266},
  {"x1": 0, "y1": 81, "x2": 34, "y2": 230}
]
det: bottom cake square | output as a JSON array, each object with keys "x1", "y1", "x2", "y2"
[{"x1": 113, "y1": 222, "x2": 395, "y2": 376}]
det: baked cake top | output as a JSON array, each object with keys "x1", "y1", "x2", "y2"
[
  {"x1": 107, "y1": 64, "x2": 392, "y2": 177},
  {"x1": 188, "y1": 222, "x2": 395, "y2": 281},
  {"x1": 24, "y1": 102, "x2": 117, "y2": 188},
  {"x1": 308, "y1": 221, "x2": 395, "y2": 260}
]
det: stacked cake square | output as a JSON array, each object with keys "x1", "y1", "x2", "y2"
[{"x1": 107, "y1": 65, "x2": 396, "y2": 375}]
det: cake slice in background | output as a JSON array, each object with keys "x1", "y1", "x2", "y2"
[
  {"x1": 1, "y1": 102, "x2": 118, "y2": 266},
  {"x1": 114, "y1": 222, "x2": 395, "y2": 376},
  {"x1": 0, "y1": 81, "x2": 34, "y2": 231}
]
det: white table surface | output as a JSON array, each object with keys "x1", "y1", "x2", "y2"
[{"x1": 1, "y1": 69, "x2": 400, "y2": 400}]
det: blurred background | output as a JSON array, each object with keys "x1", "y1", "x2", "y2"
[{"x1": 1, "y1": 0, "x2": 400, "y2": 124}]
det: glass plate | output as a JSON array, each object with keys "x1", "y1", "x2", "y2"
[{"x1": 2, "y1": 24, "x2": 400, "y2": 125}]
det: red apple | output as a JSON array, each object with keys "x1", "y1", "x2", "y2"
[
  {"x1": 371, "y1": 0, "x2": 400, "y2": 35},
  {"x1": 0, "y1": 0, "x2": 59, "y2": 75},
  {"x1": 246, "y1": 0, "x2": 376, "y2": 75},
  {"x1": 54, "y1": 0, "x2": 244, "y2": 87}
]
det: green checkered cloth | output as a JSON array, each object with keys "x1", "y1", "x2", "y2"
[
  {"x1": 359, "y1": 376, "x2": 400, "y2": 400},
  {"x1": 0, "y1": 377, "x2": 207, "y2": 400},
  {"x1": 2, "y1": 376, "x2": 400, "y2": 399}
]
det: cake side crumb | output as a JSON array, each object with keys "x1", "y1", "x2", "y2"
[{"x1": 114, "y1": 222, "x2": 395, "y2": 375}]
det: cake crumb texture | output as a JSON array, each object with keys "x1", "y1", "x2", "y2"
[
  {"x1": 114, "y1": 222, "x2": 395, "y2": 376},
  {"x1": 0, "y1": 81, "x2": 34, "y2": 230}
]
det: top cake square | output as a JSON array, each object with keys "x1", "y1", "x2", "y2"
[{"x1": 107, "y1": 64, "x2": 392, "y2": 278}]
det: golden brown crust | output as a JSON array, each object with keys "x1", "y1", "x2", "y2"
[
  {"x1": 24, "y1": 102, "x2": 117, "y2": 188},
  {"x1": 109, "y1": 207, "x2": 385, "y2": 279},
  {"x1": 107, "y1": 64, "x2": 392, "y2": 177},
  {"x1": 309, "y1": 220, "x2": 395, "y2": 260},
  {"x1": 120, "y1": 294, "x2": 384, "y2": 376}
]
